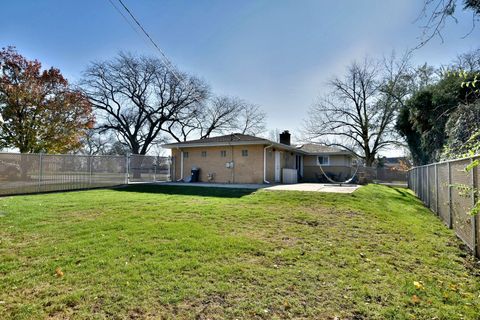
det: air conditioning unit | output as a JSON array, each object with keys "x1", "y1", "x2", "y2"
[{"x1": 282, "y1": 168, "x2": 298, "y2": 184}]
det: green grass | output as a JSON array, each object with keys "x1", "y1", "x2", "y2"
[{"x1": 0, "y1": 184, "x2": 479, "y2": 319}]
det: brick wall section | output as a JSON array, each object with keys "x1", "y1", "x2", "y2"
[
  {"x1": 171, "y1": 145, "x2": 266, "y2": 183},
  {"x1": 171, "y1": 144, "x2": 299, "y2": 184}
]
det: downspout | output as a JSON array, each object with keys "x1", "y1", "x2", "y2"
[
  {"x1": 264, "y1": 144, "x2": 273, "y2": 184},
  {"x1": 180, "y1": 148, "x2": 184, "y2": 180},
  {"x1": 230, "y1": 143, "x2": 235, "y2": 183}
]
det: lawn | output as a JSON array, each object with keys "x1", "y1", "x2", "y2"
[{"x1": 0, "y1": 184, "x2": 479, "y2": 319}]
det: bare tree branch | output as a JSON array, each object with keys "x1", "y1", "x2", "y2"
[
  {"x1": 81, "y1": 52, "x2": 209, "y2": 155},
  {"x1": 303, "y1": 53, "x2": 411, "y2": 166}
]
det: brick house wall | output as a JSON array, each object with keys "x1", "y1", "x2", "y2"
[{"x1": 171, "y1": 144, "x2": 299, "y2": 184}]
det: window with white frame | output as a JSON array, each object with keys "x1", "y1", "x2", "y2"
[
  {"x1": 241, "y1": 149, "x2": 248, "y2": 157},
  {"x1": 220, "y1": 150, "x2": 227, "y2": 157},
  {"x1": 201, "y1": 151, "x2": 207, "y2": 158},
  {"x1": 317, "y1": 155, "x2": 330, "y2": 165},
  {"x1": 183, "y1": 151, "x2": 189, "y2": 158}
]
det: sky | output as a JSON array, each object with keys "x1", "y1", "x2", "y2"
[{"x1": 2, "y1": 0, "x2": 479, "y2": 156}]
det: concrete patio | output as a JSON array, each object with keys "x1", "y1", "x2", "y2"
[
  {"x1": 263, "y1": 183, "x2": 360, "y2": 193},
  {"x1": 157, "y1": 182, "x2": 361, "y2": 193}
]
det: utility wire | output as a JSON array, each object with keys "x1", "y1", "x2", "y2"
[
  {"x1": 113, "y1": 0, "x2": 183, "y2": 82},
  {"x1": 106, "y1": 0, "x2": 146, "y2": 41}
]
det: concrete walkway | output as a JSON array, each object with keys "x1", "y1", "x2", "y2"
[{"x1": 157, "y1": 182, "x2": 360, "y2": 193}]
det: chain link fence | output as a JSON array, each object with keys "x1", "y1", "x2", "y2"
[
  {"x1": 0, "y1": 152, "x2": 171, "y2": 196},
  {"x1": 408, "y1": 155, "x2": 479, "y2": 257},
  {"x1": 128, "y1": 154, "x2": 171, "y2": 183},
  {"x1": 357, "y1": 167, "x2": 408, "y2": 184}
]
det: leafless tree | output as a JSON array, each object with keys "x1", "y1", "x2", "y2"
[
  {"x1": 235, "y1": 103, "x2": 266, "y2": 135},
  {"x1": 453, "y1": 47, "x2": 480, "y2": 71},
  {"x1": 304, "y1": 54, "x2": 411, "y2": 166},
  {"x1": 78, "y1": 129, "x2": 109, "y2": 155},
  {"x1": 81, "y1": 52, "x2": 209, "y2": 155},
  {"x1": 197, "y1": 96, "x2": 242, "y2": 139},
  {"x1": 416, "y1": 0, "x2": 479, "y2": 48},
  {"x1": 163, "y1": 95, "x2": 266, "y2": 141}
]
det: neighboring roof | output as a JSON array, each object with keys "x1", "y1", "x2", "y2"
[
  {"x1": 383, "y1": 156, "x2": 409, "y2": 163},
  {"x1": 382, "y1": 157, "x2": 412, "y2": 166},
  {"x1": 296, "y1": 143, "x2": 351, "y2": 155}
]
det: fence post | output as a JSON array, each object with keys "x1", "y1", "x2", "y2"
[
  {"x1": 435, "y1": 163, "x2": 439, "y2": 216},
  {"x1": 37, "y1": 153, "x2": 43, "y2": 193},
  {"x1": 153, "y1": 161, "x2": 157, "y2": 182},
  {"x1": 447, "y1": 161, "x2": 453, "y2": 229},
  {"x1": 89, "y1": 155, "x2": 93, "y2": 187},
  {"x1": 471, "y1": 157, "x2": 478, "y2": 257},
  {"x1": 426, "y1": 165, "x2": 430, "y2": 207},
  {"x1": 125, "y1": 154, "x2": 130, "y2": 184}
]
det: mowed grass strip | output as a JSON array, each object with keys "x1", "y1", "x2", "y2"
[{"x1": 0, "y1": 184, "x2": 479, "y2": 319}]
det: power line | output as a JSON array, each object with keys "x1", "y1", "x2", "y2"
[
  {"x1": 113, "y1": 0, "x2": 183, "y2": 82},
  {"x1": 106, "y1": 0, "x2": 145, "y2": 40}
]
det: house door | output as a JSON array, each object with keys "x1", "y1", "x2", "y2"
[
  {"x1": 295, "y1": 155, "x2": 304, "y2": 179},
  {"x1": 274, "y1": 151, "x2": 281, "y2": 183}
]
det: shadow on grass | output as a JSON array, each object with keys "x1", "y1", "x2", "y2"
[
  {"x1": 111, "y1": 184, "x2": 256, "y2": 198},
  {"x1": 380, "y1": 185, "x2": 427, "y2": 207}
]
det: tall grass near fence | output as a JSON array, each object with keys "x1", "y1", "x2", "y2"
[{"x1": 408, "y1": 155, "x2": 479, "y2": 256}]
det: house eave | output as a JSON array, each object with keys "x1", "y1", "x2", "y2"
[
  {"x1": 305, "y1": 152, "x2": 352, "y2": 156},
  {"x1": 163, "y1": 140, "x2": 306, "y2": 153}
]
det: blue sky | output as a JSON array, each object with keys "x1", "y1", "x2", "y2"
[{"x1": 2, "y1": 0, "x2": 479, "y2": 155}]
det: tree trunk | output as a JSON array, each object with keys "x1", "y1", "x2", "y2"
[
  {"x1": 130, "y1": 142, "x2": 143, "y2": 180},
  {"x1": 365, "y1": 156, "x2": 375, "y2": 167}
]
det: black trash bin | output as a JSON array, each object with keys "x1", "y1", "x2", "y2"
[{"x1": 191, "y1": 168, "x2": 200, "y2": 182}]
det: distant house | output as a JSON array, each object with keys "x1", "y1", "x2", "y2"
[
  {"x1": 381, "y1": 157, "x2": 411, "y2": 171},
  {"x1": 162, "y1": 131, "x2": 355, "y2": 184}
]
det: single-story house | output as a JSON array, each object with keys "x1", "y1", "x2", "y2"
[{"x1": 162, "y1": 131, "x2": 355, "y2": 184}]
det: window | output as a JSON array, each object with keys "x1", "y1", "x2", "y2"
[
  {"x1": 201, "y1": 151, "x2": 207, "y2": 158},
  {"x1": 183, "y1": 151, "x2": 189, "y2": 158},
  {"x1": 220, "y1": 150, "x2": 227, "y2": 157},
  {"x1": 241, "y1": 149, "x2": 248, "y2": 157},
  {"x1": 317, "y1": 156, "x2": 329, "y2": 165}
]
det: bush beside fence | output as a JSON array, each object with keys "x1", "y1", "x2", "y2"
[
  {"x1": 0, "y1": 152, "x2": 171, "y2": 196},
  {"x1": 408, "y1": 155, "x2": 479, "y2": 257}
]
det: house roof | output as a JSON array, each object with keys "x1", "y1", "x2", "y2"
[
  {"x1": 166, "y1": 133, "x2": 268, "y2": 145},
  {"x1": 162, "y1": 134, "x2": 353, "y2": 156},
  {"x1": 162, "y1": 133, "x2": 301, "y2": 151},
  {"x1": 296, "y1": 143, "x2": 351, "y2": 155}
]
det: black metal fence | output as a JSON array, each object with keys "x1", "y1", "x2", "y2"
[
  {"x1": 0, "y1": 152, "x2": 171, "y2": 196},
  {"x1": 408, "y1": 155, "x2": 479, "y2": 256}
]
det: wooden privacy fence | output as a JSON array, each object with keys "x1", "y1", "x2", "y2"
[
  {"x1": 408, "y1": 155, "x2": 479, "y2": 257},
  {"x1": 0, "y1": 152, "x2": 172, "y2": 196}
]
